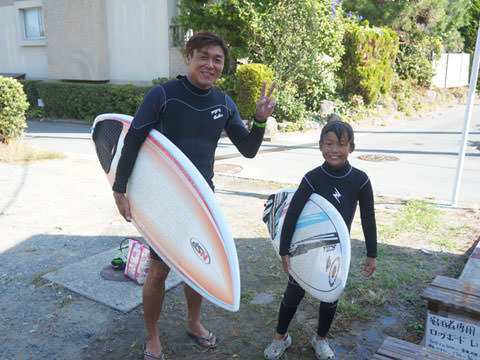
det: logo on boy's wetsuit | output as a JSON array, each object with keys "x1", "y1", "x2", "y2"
[
  {"x1": 332, "y1": 187, "x2": 342, "y2": 204},
  {"x1": 211, "y1": 108, "x2": 223, "y2": 120}
]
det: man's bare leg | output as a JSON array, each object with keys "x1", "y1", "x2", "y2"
[
  {"x1": 143, "y1": 259, "x2": 169, "y2": 359},
  {"x1": 184, "y1": 284, "x2": 217, "y2": 347}
]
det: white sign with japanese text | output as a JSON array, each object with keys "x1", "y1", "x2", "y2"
[{"x1": 426, "y1": 313, "x2": 480, "y2": 359}]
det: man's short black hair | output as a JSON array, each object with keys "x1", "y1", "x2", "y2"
[
  {"x1": 320, "y1": 121, "x2": 355, "y2": 147},
  {"x1": 185, "y1": 31, "x2": 228, "y2": 59}
]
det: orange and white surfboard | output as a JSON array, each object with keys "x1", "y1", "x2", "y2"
[{"x1": 92, "y1": 114, "x2": 240, "y2": 311}]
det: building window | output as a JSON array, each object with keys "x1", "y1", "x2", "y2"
[
  {"x1": 15, "y1": 1, "x2": 46, "y2": 46},
  {"x1": 21, "y1": 7, "x2": 45, "y2": 40}
]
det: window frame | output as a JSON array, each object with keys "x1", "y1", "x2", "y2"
[{"x1": 15, "y1": 0, "x2": 46, "y2": 47}]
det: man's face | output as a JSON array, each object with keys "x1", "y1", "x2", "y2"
[{"x1": 187, "y1": 45, "x2": 225, "y2": 90}]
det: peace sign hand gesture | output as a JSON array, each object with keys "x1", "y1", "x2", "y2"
[{"x1": 255, "y1": 81, "x2": 277, "y2": 122}]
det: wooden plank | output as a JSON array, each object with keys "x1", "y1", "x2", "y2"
[
  {"x1": 421, "y1": 286, "x2": 480, "y2": 318},
  {"x1": 371, "y1": 354, "x2": 391, "y2": 360},
  {"x1": 432, "y1": 276, "x2": 480, "y2": 298},
  {"x1": 374, "y1": 337, "x2": 459, "y2": 360}
]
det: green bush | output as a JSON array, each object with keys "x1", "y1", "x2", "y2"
[
  {"x1": 20, "y1": 80, "x2": 42, "y2": 109},
  {"x1": 0, "y1": 76, "x2": 29, "y2": 143},
  {"x1": 215, "y1": 74, "x2": 236, "y2": 99},
  {"x1": 234, "y1": 63, "x2": 274, "y2": 119},
  {"x1": 342, "y1": 0, "x2": 468, "y2": 52},
  {"x1": 19, "y1": 81, "x2": 151, "y2": 121},
  {"x1": 261, "y1": 0, "x2": 345, "y2": 111},
  {"x1": 390, "y1": 73, "x2": 415, "y2": 115},
  {"x1": 395, "y1": 35, "x2": 443, "y2": 87},
  {"x1": 39, "y1": 82, "x2": 150, "y2": 120},
  {"x1": 339, "y1": 22, "x2": 399, "y2": 105},
  {"x1": 273, "y1": 80, "x2": 307, "y2": 123},
  {"x1": 152, "y1": 77, "x2": 176, "y2": 86}
]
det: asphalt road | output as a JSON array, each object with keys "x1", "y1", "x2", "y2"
[
  {"x1": 215, "y1": 102, "x2": 480, "y2": 207},
  {"x1": 24, "y1": 101, "x2": 480, "y2": 207}
]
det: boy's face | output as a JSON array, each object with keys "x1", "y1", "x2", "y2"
[
  {"x1": 319, "y1": 131, "x2": 354, "y2": 168},
  {"x1": 187, "y1": 45, "x2": 225, "y2": 90}
]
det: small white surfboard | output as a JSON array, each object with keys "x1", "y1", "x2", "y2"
[
  {"x1": 92, "y1": 114, "x2": 240, "y2": 311},
  {"x1": 263, "y1": 188, "x2": 350, "y2": 302}
]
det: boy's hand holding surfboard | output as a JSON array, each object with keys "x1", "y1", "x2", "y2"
[{"x1": 263, "y1": 188, "x2": 351, "y2": 303}]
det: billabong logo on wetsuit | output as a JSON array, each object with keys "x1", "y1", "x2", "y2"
[
  {"x1": 332, "y1": 187, "x2": 342, "y2": 204},
  {"x1": 211, "y1": 108, "x2": 223, "y2": 120},
  {"x1": 190, "y1": 238, "x2": 211, "y2": 264}
]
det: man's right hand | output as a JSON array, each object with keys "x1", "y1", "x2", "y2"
[
  {"x1": 113, "y1": 191, "x2": 132, "y2": 222},
  {"x1": 281, "y1": 255, "x2": 291, "y2": 275}
]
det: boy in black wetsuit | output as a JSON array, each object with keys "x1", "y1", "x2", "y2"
[
  {"x1": 264, "y1": 121, "x2": 377, "y2": 360},
  {"x1": 112, "y1": 32, "x2": 277, "y2": 360}
]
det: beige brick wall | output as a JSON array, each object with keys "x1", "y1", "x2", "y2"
[{"x1": 44, "y1": 0, "x2": 109, "y2": 80}]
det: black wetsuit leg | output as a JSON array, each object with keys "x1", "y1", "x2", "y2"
[{"x1": 276, "y1": 276, "x2": 338, "y2": 337}]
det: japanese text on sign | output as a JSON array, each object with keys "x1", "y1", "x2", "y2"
[{"x1": 426, "y1": 313, "x2": 480, "y2": 360}]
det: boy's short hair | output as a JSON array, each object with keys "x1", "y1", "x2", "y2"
[
  {"x1": 320, "y1": 121, "x2": 355, "y2": 147},
  {"x1": 184, "y1": 32, "x2": 229, "y2": 59}
]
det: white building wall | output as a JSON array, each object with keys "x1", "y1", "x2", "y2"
[
  {"x1": 105, "y1": 0, "x2": 170, "y2": 84},
  {"x1": 0, "y1": 4, "x2": 48, "y2": 78}
]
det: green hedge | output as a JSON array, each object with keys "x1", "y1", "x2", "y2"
[
  {"x1": 20, "y1": 80, "x2": 42, "y2": 109},
  {"x1": 339, "y1": 22, "x2": 399, "y2": 105},
  {"x1": 20, "y1": 80, "x2": 151, "y2": 121},
  {"x1": 234, "y1": 63, "x2": 274, "y2": 119}
]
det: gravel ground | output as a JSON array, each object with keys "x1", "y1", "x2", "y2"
[{"x1": 1, "y1": 142, "x2": 477, "y2": 360}]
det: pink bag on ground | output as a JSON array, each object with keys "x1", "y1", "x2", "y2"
[{"x1": 124, "y1": 238, "x2": 150, "y2": 285}]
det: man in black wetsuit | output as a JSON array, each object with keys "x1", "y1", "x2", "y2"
[{"x1": 112, "y1": 32, "x2": 277, "y2": 360}]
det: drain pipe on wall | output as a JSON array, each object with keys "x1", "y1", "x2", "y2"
[{"x1": 452, "y1": 21, "x2": 480, "y2": 207}]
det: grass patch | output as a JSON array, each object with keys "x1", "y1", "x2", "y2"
[
  {"x1": 397, "y1": 200, "x2": 440, "y2": 232},
  {"x1": 338, "y1": 197, "x2": 478, "y2": 341},
  {"x1": 0, "y1": 141, "x2": 65, "y2": 163},
  {"x1": 27, "y1": 267, "x2": 60, "y2": 286},
  {"x1": 59, "y1": 295, "x2": 72, "y2": 307},
  {"x1": 378, "y1": 200, "x2": 441, "y2": 241}
]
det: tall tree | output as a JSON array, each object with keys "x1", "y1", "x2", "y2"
[
  {"x1": 175, "y1": 0, "x2": 275, "y2": 66},
  {"x1": 176, "y1": 0, "x2": 345, "y2": 109},
  {"x1": 342, "y1": 0, "x2": 468, "y2": 50},
  {"x1": 259, "y1": 0, "x2": 345, "y2": 107},
  {"x1": 460, "y1": 0, "x2": 480, "y2": 55}
]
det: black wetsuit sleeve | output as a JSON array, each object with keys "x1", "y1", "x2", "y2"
[
  {"x1": 112, "y1": 86, "x2": 165, "y2": 193},
  {"x1": 224, "y1": 95, "x2": 265, "y2": 158},
  {"x1": 279, "y1": 177, "x2": 314, "y2": 256},
  {"x1": 112, "y1": 133, "x2": 142, "y2": 193},
  {"x1": 358, "y1": 179, "x2": 377, "y2": 258}
]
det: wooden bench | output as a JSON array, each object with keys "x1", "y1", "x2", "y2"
[
  {"x1": 420, "y1": 276, "x2": 480, "y2": 359},
  {"x1": 421, "y1": 275, "x2": 480, "y2": 320},
  {"x1": 372, "y1": 336, "x2": 458, "y2": 359}
]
